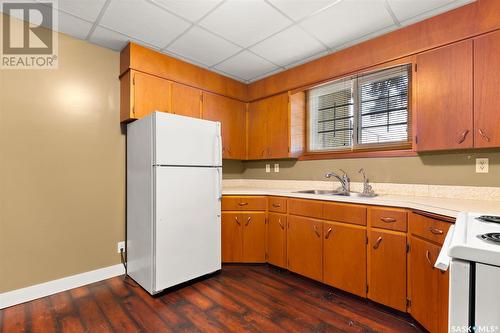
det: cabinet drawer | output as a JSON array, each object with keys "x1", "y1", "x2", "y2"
[
  {"x1": 323, "y1": 202, "x2": 366, "y2": 226},
  {"x1": 409, "y1": 212, "x2": 452, "y2": 245},
  {"x1": 222, "y1": 196, "x2": 267, "y2": 211},
  {"x1": 268, "y1": 197, "x2": 287, "y2": 213},
  {"x1": 370, "y1": 207, "x2": 408, "y2": 232},
  {"x1": 288, "y1": 199, "x2": 322, "y2": 219}
]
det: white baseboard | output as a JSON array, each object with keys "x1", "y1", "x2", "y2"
[{"x1": 0, "y1": 264, "x2": 125, "y2": 309}]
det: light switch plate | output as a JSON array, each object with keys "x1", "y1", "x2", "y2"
[
  {"x1": 265, "y1": 164, "x2": 271, "y2": 173},
  {"x1": 476, "y1": 158, "x2": 489, "y2": 173},
  {"x1": 274, "y1": 163, "x2": 279, "y2": 172}
]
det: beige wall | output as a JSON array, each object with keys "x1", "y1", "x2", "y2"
[
  {"x1": 224, "y1": 149, "x2": 500, "y2": 187},
  {"x1": 0, "y1": 18, "x2": 124, "y2": 292}
]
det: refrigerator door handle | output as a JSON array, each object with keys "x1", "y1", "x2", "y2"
[
  {"x1": 215, "y1": 122, "x2": 222, "y2": 166},
  {"x1": 216, "y1": 168, "x2": 222, "y2": 201}
]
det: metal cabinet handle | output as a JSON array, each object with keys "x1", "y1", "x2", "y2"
[
  {"x1": 429, "y1": 227, "x2": 443, "y2": 235},
  {"x1": 313, "y1": 225, "x2": 320, "y2": 237},
  {"x1": 458, "y1": 129, "x2": 470, "y2": 144},
  {"x1": 479, "y1": 129, "x2": 491, "y2": 142},
  {"x1": 426, "y1": 250, "x2": 434, "y2": 268},
  {"x1": 325, "y1": 227, "x2": 333, "y2": 239},
  {"x1": 238, "y1": 202, "x2": 248, "y2": 206},
  {"x1": 373, "y1": 237, "x2": 383, "y2": 249},
  {"x1": 272, "y1": 203, "x2": 281, "y2": 208},
  {"x1": 278, "y1": 219, "x2": 284, "y2": 229},
  {"x1": 380, "y1": 217, "x2": 396, "y2": 223},
  {"x1": 245, "y1": 217, "x2": 252, "y2": 226},
  {"x1": 234, "y1": 217, "x2": 240, "y2": 225}
]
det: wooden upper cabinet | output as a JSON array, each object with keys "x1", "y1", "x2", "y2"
[
  {"x1": 202, "y1": 92, "x2": 247, "y2": 160},
  {"x1": 323, "y1": 222, "x2": 367, "y2": 298},
  {"x1": 409, "y1": 236, "x2": 441, "y2": 333},
  {"x1": 474, "y1": 30, "x2": 500, "y2": 148},
  {"x1": 416, "y1": 40, "x2": 473, "y2": 151},
  {"x1": 247, "y1": 92, "x2": 304, "y2": 160},
  {"x1": 267, "y1": 213, "x2": 287, "y2": 268},
  {"x1": 242, "y1": 213, "x2": 266, "y2": 263},
  {"x1": 287, "y1": 216, "x2": 322, "y2": 281},
  {"x1": 171, "y1": 83, "x2": 201, "y2": 118},
  {"x1": 368, "y1": 229, "x2": 407, "y2": 312},
  {"x1": 121, "y1": 70, "x2": 171, "y2": 122}
]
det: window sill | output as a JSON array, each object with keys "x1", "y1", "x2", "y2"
[{"x1": 299, "y1": 145, "x2": 416, "y2": 160}]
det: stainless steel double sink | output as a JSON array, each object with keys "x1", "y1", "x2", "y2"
[{"x1": 294, "y1": 189, "x2": 377, "y2": 198}]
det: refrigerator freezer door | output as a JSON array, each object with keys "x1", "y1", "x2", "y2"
[
  {"x1": 154, "y1": 166, "x2": 221, "y2": 292},
  {"x1": 154, "y1": 112, "x2": 221, "y2": 167}
]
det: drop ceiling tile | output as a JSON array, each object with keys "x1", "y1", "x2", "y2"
[
  {"x1": 395, "y1": 0, "x2": 475, "y2": 26},
  {"x1": 167, "y1": 27, "x2": 241, "y2": 66},
  {"x1": 198, "y1": 0, "x2": 292, "y2": 47},
  {"x1": 334, "y1": 24, "x2": 399, "y2": 51},
  {"x1": 89, "y1": 26, "x2": 131, "y2": 51},
  {"x1": 214, "y1": 51, "x2": 278, "y2": 81},
  {"x1": 300, "y1": 0, "x2": 394, "y2": 48},
  {"x1": 267, "y1": 0, "x2": 338, "y2": 21},
  {"x1": 50, "y1": 0, "x2": 107, "y2": 22},
  {"x1": 250, "y1": 26, "x2": 327, "y2": 67},
  {"x1": 150, "y1": 0, "x2": 222, "y2": 22},
  {"x1": 248, "y1": 67, "x2": 285, "y2": 82},
  {"x1": 387, "y1": 0, "x2": 454, "y2": 22},
  {"x1": 54, "y1": 11, "x2": 93, "y2": 40},
  {"x1": 100, "y1": 0, "x2": 191, "y2": 48},
  {"x1": 284, "y1": 49, "x2": 329, "y2": 69}
]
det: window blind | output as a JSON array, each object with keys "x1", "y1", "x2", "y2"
[
  {"x1": 308, "y1": 78, "x2": 354, "y2": 151},
  {"x1": 307, "y1": 64, "x2": 410, "y2": 152},
  {"x1": 357, "y1": 64, "x2": 410, "y2": 145}
]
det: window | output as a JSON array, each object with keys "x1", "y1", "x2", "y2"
[{"x1": 308, "y1": 64, "x2": 411, "y2": 152}]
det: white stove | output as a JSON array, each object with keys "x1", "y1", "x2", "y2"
[{"x1": 436, "y1": 212, "x2": 500, "y2": 332}]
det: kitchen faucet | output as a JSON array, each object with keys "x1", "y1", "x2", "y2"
[{"x1": 325, "y1": 169, "x2": 350, "y2": 193}]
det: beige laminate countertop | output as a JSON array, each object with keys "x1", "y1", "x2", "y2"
[{"x1": 222, "y1": 187, "x2": 500, "y2": 219}]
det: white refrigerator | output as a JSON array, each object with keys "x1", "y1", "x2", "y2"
[{"x1": 126, "y1": 112, "x2": 222, "y2": 295}]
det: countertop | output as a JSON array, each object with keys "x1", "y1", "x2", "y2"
[{"x1": 222, "y1": 187, "x2": 500, "y2": 219}]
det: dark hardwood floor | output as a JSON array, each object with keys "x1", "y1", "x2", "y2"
[{"x1": 0, "y1": 265, "x2": 424, "y2": 332}]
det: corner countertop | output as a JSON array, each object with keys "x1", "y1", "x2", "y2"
[{"x1": 222, "y1": 187, "x2": 500, "y2": 219}]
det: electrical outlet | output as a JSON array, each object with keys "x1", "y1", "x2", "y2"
[
  {"x1": 274, "y1": 163, "x2": 279, "y2": 172},
  {"x1": 117, "y1": 241, "x2": 125, "y2": 254},
  {"x1": 476, "y1": 158, "x2": 489, "y2": 173},
  {"x1": 265, "y1": 164, "x2": 271, "y2": 173}
]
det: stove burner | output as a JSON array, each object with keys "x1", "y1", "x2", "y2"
[
  {"x1": 479, "y1": 233, "x2": 500, "y2": 244},
  {"x1": 477, "y1": 215, "x2": 500, "y2": 224}
]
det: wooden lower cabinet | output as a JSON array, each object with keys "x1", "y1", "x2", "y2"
[
  {"x1": 242, "y1": 213, "x2": 266, "y2": 262},
  {"x1": 221, "y1": 212, "x2": 266, "y2": 263},
  {"x1": 409, "y1": 236, "x2": 442, "y2": 332},
  {"x1": 221, "y1": 212, "x2": 243, "y2": 262},
  {"x1": 323, "y1": 221, "x2": 367, "y2": 297},
  {"x1": 368, "y1": 229, "x2": 407, "y2": 311},
  {"x1": 267, "y1": 213, "x2": 287, "y2": 268},
  {"x1": 287, "y1": 215, "x2": 322, "y2": 281}
]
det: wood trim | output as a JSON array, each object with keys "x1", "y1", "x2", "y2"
[
  {"x1": 299, "y1": 147, "x2": 416, "y2": 161},
  {"x1": 247, "y1": 0, "x2": 500, "y2": 101},
  {"x1": 121, "y1": 42, "x2": 248, "y2": 101}
]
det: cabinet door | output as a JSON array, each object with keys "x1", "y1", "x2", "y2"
[
  {"x1": 287, "y1": 216, "x2": 322, "y2": 281},
  {"x1": 242, "y1": 213, "x2": 266, "y2": 263},
  {"x1": 416, "y1": 40, "x2": 473, "y2": 151},
  {"x1": 132, "y1": 70, "x2": 172, "y2": 119},
  {"x1": 266, "y1": 93, "x2": 289, "y2": 159},
  {"x1": 171, "y1": 82, "x2": 201, "y2": 118},
  {"x1": 202, "y1": 93, "x2": 246, "y2": 159},
  {"x1": 474, "y1": 30, "x2": 500, "y2": 148},
  {"x1": 323, "y1": 222, "x2": 367, "y2": 297},
  {"x1": 368, "y1": 230, "x2": 407, "y2": 311},
  {"x1": 221, "y1": 212, "x2": 242, "y2": 262},
  {"x1": 247, "y1": 99, "x2": 269, "y2": 160},
  {"x1": 409, "y1": 236, "x2": 440, "y2": 332},
  {"x1": 267, "y1": 213, "x2": 287, "y2": 268}
]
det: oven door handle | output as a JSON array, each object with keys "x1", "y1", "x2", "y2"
[{"x1": 434, "y1": 225, "x2": 454, "y2": 272}]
